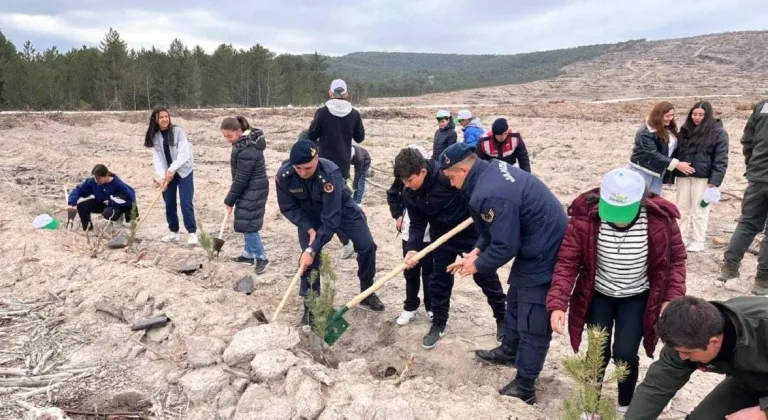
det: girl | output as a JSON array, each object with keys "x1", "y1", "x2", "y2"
[
  {"x1": 144, "y1": 106, "x2": 198, "y2": 245},
  {"x1": 674, "y1": 101, "x2": 729, "y2": 252},
  {"x1": 432, "y1": 110, "x2": 457, "y2": 159},
  {"x1": 67, "y1": 164, "x2": 137, "y2": 231},
  {"x1": 547, "y1": 167, "x2": 687, "y2": 415},
  {"x1": 629, "y1": 101, "x2": 694, "y2": 195},
  {"x1": 221, "y1": 116, "x2": 270, "y2": 274}
]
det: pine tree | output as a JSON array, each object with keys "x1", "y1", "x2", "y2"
[{"x1": 304, "y1": 252, "x2": 337, "y2": 346}]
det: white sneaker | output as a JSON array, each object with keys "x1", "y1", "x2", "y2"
[
  {"x1": 187, "y1": 233, "x2": 199, "y2": 246},
  {"x1": 161, "y1": 232, "x2": 180, "y2": 243},
  {"x1": 687, "y1": 241, "x2": 705, "y2": 253},
  {"x1": 396, "y1": 310, "x2": 417, "y2": 326},
  {"x1": 617, "y1": 405, "x2": 628, "y2": 416},
  {"x1": 340, "y1": 241, "x2": 355, "y2": 259},
  {"x1": 426, "y1": 311, "x2": 434, "y2": 322}
]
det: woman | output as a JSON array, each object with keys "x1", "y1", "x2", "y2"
[
  {"x1": 629, "y1": 101, "x2": 694, "y2": 195},
  {"x1": 432, "y1": 110, "x2": 457, "y2": 159},
  {"x1": 221, "y1": 116, "x2": 270, "y2": 274},
  {"x1": 546, "y1": 167, "x2": 687, "y2": 415},
  {"x1": 674, "y1": 101, "x2": 729, "y2": 252},
  {"x1": 67, "y1": 164, "x2": 137, "y2": 231},
  {"x1": 144, "y1": 106, "x2": 198, "y2": 245}
]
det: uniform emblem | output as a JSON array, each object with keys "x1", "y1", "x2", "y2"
[
  {"x1": 289, "y1": 188, "x2": 304, "y2": 193},
  {"x1": 310, "y1": 147, "x2": 317, "y2": 157},
  {"x1": 444, "y1": 155, "x2": 450, "y2": 165},
  {"x1": 323, "y1": 183, "x2": 334, "y2": 193},
  {"x1": 481, "y1": 208, "x2": 495, "y2": 223}
]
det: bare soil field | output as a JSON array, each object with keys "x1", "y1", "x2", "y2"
[{"x1": 0, "y1": 95, "x2": 764, "y2": 419}]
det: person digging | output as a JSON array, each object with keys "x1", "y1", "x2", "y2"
[{"x1": 68, "y1": 164, "x2": 138, "y2": 231}]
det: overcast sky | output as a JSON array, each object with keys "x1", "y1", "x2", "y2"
[{"x1": 1, "y1": 0, "x2": 766, "y2": 55}]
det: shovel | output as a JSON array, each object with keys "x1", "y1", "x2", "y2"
[
  {"x1": 324, "y1": 217, "x2": 474, "y2": 346},
  {"x1": 132, "y1": 187, "x2": 164, "y2": 238},
  {"x1": 212, "y1": 210, "x2": 230, "y2": 256},
  {"x1": 271, "y1": 267, "x2": 304, "y2": 323},
  {"x1": 64, "y1": 187, "x2": 76, "y2": 230}
]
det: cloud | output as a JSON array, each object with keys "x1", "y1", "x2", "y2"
[{"x1": 0, "y1": 1, "x2": 766, "y2": 55}]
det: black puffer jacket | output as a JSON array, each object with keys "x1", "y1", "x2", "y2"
[
  {"x1": 432, "y1": 120, "x2": 457, "y2": 159},
  {"x1": 673, "y1": 120, "x2": 729, "y2": 186},
  {"x1": 224, "y1": 129, "x2": 269, "y2": 233},
  {"x1": 629, "y1": 124, "x2": 677, "y2": 181}
]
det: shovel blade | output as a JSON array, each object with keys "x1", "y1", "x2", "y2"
[
  {"x1": 213, "y1": 238, "x2": 225, "y2": 252},
  {"x1": 323, "y1": 307, "x2": 350, "y2": 346}
]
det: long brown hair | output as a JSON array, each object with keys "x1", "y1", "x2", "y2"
[
  {"x1": 647, "y1": 101, "x2": 678, "y2": 144},
  {"x1": 220, "y1": 116, "x2": 251, "y2": 132}
]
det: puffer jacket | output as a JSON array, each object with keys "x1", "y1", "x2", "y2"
[
  {"x1": 461, "y1": 118, "x2": 485, "y2": 147},
  {"x1": 224, "y1": 129, "x2": 269, "y2": 233},
  {"x1": 546, "y1": 188, "x2": 687, "y2": 357},
  {"x1": 432, "y1": 120, "x2": 457, "y2": 159},
  {"x1": 629, "y1": 124, "x2": 679, "y2": 182},
  {"x1": 673, "y1": 120, "x2": 729, "y2": 186}
]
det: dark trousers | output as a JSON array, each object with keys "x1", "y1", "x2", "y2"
[
  {"x1": 686, "y1": 377, "x2": 768, "y2": 419},
  {"x1": 504, "y1": 283, "x2": 552, "y2": 380},
  {"x1": 76, "y1": 199, "x2": 133, "y2": 231},
  {"x1": 587, "y1": 291, "x2": 647, "y2": 407},
  {"x1": 402, "y1": 240, "x2": 433, "y2": 311},
  {"x1": 724, "y1": 181, "x2": 768, "y2": 279},
  {"x1": 353, "y1": 163, "x2": 370, "y2": 204},
  {"x1": 430, "y1": 243, "x2": 506, "y2": 327},
  {"x1": 163, "y1": 172, "x2": 197, "y2": 234},
  {"x1": 298, "y1": 213, "x2": 376, "y2": 296}
]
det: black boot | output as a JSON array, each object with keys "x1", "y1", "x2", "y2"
[
  {"x1": 499, "y1": 376, "x2": 536, "y2": 405},
  {"x1": 300, "y1": 303, "x2": 315, "y2": 327},
  {"x1": 475, "y1": 340, "x2": 517, "y2": 367}
]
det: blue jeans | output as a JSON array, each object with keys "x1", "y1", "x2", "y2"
[
  {"x1": 243, "y1": 232, "x2": 267, "y2": 260},
  {"x1": 163, "y1": 172, "x2": 197, "y2": 233},
  {"x1": 628, "y1": 166, "x2": 663, "y2": 195},
  {"x1": 353, "y1": 163, "x2": 369, "y2": 204}
]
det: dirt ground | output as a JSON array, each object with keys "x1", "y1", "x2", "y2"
[{"x1": 0, "y1": 97, "x2": 764, "y2": 419}]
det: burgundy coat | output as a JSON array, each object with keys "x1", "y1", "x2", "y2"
[{"x1": 545, "y1": 188, "x2": 687, "y2": 357}]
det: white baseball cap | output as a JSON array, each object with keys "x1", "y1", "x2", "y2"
[
  {"x1": 435, "y1": 110, "x2": 451, "y2": 119},
  {"x1": 330, "y1": 79, "x2": 347, "y2": 96},
  {"x1": 598, "y1": 168, "x2": 646, "y2": 223},
  {"x1": 456, "y1": 109, "x2": 472, "y2": 120}
]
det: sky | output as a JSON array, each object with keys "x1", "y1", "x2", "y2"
[{"x1": 1, "y1": 0, "x2": 767, "y2": 56}]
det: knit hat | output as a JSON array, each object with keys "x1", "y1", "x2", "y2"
[
  {"x1": 289, "y1": 139, "x2": 318, "y2": 165},
  {"x1": 598, "y1": 168, "x2": 646, "y2": 224},
  {"x1": 491, "y1": 118, "x2": 509, "y2": 135},
  {"x1": 438, "y1": 143, "x2": 475, "y2": 170}
]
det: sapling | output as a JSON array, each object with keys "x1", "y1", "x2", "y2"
[
  {"x1": 560, "y1": 325, "x2": 629, "y2": 420},
  {"x1": 197, "y1": 224, "x2": 217, "y2": 261},
  {"x1": 127, "y1": 202, "x2": 139, "y2": 248},
  {"x1": 304, "y1": 252, "x2": 337, "y2": 346}
]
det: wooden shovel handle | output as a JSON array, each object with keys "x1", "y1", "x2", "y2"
[
  {"x1": 271, "y1": 267, "x2": 303, "y2": 323},
  {"x1": 218, "y1": 209, "x2": 230, "y2": 239},
  {"x1": 132, "y1": 188, "x2": 164, "y2": 235},
  {"x1": 343, "y1": 217, "x2": 474, "y2": 310}
]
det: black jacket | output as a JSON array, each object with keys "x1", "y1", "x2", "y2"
[
  {"x1": 673, "y1": 120, "x2": 729, "y2": 186},
  {"x1": 386, "y1": 177, "x2": 406, "y2": 220},
  {"x1": 224, "y1": 129, "x2": 269, "y2": 233},
  {"x1": 629, "y1": 124, "x2": 677, "y2": 181},
  {"x1": 743, "y1": 100, "x2": 768, "y2": 183},
  {"x1": 402, "y1": 159, "x2": 476, "y2": 252},
  {"x1": 432, "y1": 121, "x2": 457, "y2": 159},
  {"x1": 307, "y1": 99, "x2": 365, "y2": 180},
  {"x1": 351, "y1": 145, "x2": 371, "y2": 184}
]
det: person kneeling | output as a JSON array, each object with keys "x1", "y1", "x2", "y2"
[{"x1": 68, "y1": 164, "x2": 137, "y2": 231}]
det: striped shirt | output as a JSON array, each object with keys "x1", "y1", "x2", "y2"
[{"x1": 594, "y1": 208, "x2": 649, "y2": 298}]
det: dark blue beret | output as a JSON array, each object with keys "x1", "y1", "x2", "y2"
[
  {"x1": 438, "y1": 143, "x2": 475, "y2": 170},
  {"x1": 289, "y1": 139, "x2": 318, "y2": 165}
]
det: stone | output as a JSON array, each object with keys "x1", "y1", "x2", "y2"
[
  {"x1": 234, "y1": 384, "x2": 295, "y2": 420},
  {"x1": 108, "y1": 234, "x2": 129, "y2": 249},
  {"x1": 146, "y1": 322, "x2": 173, "y2": 343},
  {"x1": 233, "y1": 275, "x2": 254, "y2": 295},
  {"x1": 301, "y1": 362, "x2": 332, "y2": 385},
  {"x1": 217, "y1": 407, "x2": 235, "y2": 420},
  {"x1": 128, "y1": 345, "x2": 145, "y2": 359},
  {"x1": 179, "y1": 366, "x2": 230, "y2": 404},
  {"x1": 166, "y1": 370, "x2": 185, "y2": 385},
  {"x1": 216, "y1": 388, "x2": 238, "y2": 410},
  {"x1": 295, "y1": 376, "x2": 325, "y2": 420},
  {"x1": 337, "y1": 358, "x2": 371, "y2": 381},
  {"x1": 232, "y1": 378, "x2": 249, "y2": 394},
  {"x1": 134, "y1": 290, "x2": 150, "y2": 306},
  {"x1": 186, "y1": 336, "x2": 226, "y2": 368},
  {"x1": 223, "y1": 324, "x2": 299, "y2": 366},
  {"x1": 249, "y1": 349, "x2": 298, "y2": 382},
  {"x1": 94, "y1": 297, "x2": 124, "y2": 321}
]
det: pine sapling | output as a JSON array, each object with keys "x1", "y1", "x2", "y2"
[
  {"x1": 560, "y1": 325, "x2": 629, "y2": 420},
  {"x1": 305, "y1": 252, "x2": 337, "y2": 346},
  {"x1": 197, "y1": 224, "x2": 216, "y2": 261},
  {"x1": 127, "y1": 202, "x2": 139, "y2": 248}
]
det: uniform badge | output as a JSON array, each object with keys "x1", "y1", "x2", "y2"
[
  {"x1": 323, "y1": 183, "x2": 334, "y2": 193},
  {"x1": 289, "y1": 188, "x2": 304, "y2": 194},
  {"x1": 310, "y1": 147, "x2": 317, "y2": 157},
  {"x1": 481, "y1": 208, "x2": 495, "y2": 223},
  {"x1": 444, "y1": 155, "x2": 450, "y2": 165}
]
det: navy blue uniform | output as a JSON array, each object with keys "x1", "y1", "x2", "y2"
[
  {"x1": 403, "y1": 159, "x2": 506, "y2": 328},
  {"x1": 276, "y1": 158, "x2": 376, "y2": 295},
  {"x1": 462, "y1": 158, "x2": 567, "y2": 380}
]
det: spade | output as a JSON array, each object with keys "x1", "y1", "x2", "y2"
[
  {"x1": 213, "y1": 210, "x2": 230, "y2": 256},
  {"x1": 64, "y1": 187, "x2": 76, "y2": 230}
]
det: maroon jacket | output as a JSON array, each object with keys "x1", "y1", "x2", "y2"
[{"x1": 545, "y1": 188, "x2": 687, "y2": 357}]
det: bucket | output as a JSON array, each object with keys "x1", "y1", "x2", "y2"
[{"x1": 32, "y1": 214, "x2": 60, "y2": 230}]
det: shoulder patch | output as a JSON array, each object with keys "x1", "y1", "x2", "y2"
[
  {"x1": 481, "y1": 208, "x2": 495, "y2": 223},
  {"x1": 323, "y1": 183, "x2": 334, "y2": 193}
]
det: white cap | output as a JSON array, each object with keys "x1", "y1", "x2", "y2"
[
  {"x1": 598, "y1": 168, "x2": 646, "y2": 223},
  {"x1": 456, "y1": 109, "x2": 472, "y2": 120},
  {"x1": 330, "y1": 79, "x2": 347, "y2": 96},
  {"x1": 435, "y1": 110, "x2": 451, "y2": 119}
]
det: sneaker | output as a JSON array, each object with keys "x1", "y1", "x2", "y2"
[
  {"x1": 617, "y1": 405, "x2": 628, "y2": 416},
  {"x1": 254, "y1": 258, "x2": 270, "y2": 274},
  {"x1": 426, "y1": 310, "x2": 434, "y2": 322},
  {"x1": 496, "y1": 322, "x2": 505, "y2": 346},
  {"x1": 422, "y1": 324, "x2": 447, "y2": 349},
  {"x1": 359, "y1": 294, "x2": 385, "y2": 312},
  {"x1": 187, "y1": 233, "x2": 198, "y2": 246},
  {"x1": 717, "y1": 264, "x2": 740, "y2": 282},
  {"x1": 232, "y1": 256, "x2": 255, "y2": 265},
  {"x1": 161, "y1": 232, "x2": 180, "y2": 243},
  {"x1": 686, "y1": 241, "x2": 705, "y2": 253},
  {"x1": 397, "y1": 310, "x2": 417, "y2": 326},
  {"x1": 340, "y1": 241, "x2": 355, "y2": 259}
]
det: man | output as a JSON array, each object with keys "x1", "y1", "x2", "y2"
[
  {"x1": 720, "y1": 99, "x2": 768, "y2": 296},
  {"x1": 476, "y1": 118, "x2": 531, "y2": 173},
  {"x1": 625, "y1": 295, "x2": 768, "y2": 420},
  {"x1": 275, "y1": 140, "x2": 384, "y2": 324},
  {"x1": 439, "y1": 143, "x2": 568, "y2": 404},
  {"x1": 395, "y1": 148, "x2": 506, "y2": 350},
  {"x1": 351, "y1": 144, "x2": 371, "y2": 205},
  {"x1": 456, "y1": 109, "x2": 485, "y2": 147}
]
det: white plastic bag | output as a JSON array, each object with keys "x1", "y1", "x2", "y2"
[{"x1": 700, "y1": 187, "x2": 721, "y2": 207}]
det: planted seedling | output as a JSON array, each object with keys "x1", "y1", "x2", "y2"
[
  {"x1": 197, "y1": 224, "x2": 217, "y2": 262},
  {"x1": 127, "y1": 202, "x2": 139, "y2": 249},
  {"x1": 305, "y1": 252, "x2": 337, "y2": 352}
]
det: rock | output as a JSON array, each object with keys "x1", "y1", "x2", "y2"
[
  {"x1": 67, "y1": 281, "x2": 82, "y2": 292},
  {"x1": 337, "y1": 358, "x2": 371, "y2": 381},
  {"x1": 108, "y1": 234, "x2": 129, "y2": 249},
  {"x1": 250, "y1": 349, "x2": 298, "y2": 381},
  {"x1": 179, "y1": 366, "x2": 230, "y2": 404},
  {"x1": 180, "y1": 262, "x2": 203, "y2": 275},
  {"x1": 146, "y1": 322, "x2": 173, "y2": 343},
  {"x1": 134, "y1": 290, "x2": 150, "y2": 306},
  {"x1": 166, "y1": 370, "x2": 184, "y2": 384},
  {"x1": 128, "y1": 345, "x2": 145, "y2": 359},
  {"x1": 94, "y1": 297, "x2": 124, "y2": 321},
  {"x1": 232, "y1": 378, "x2": 249, "y2": 394},
  {"x1": 712, "y1": 236, "x2": 728, "y2": 246},
  {"x1": 301, "y1": 362, "x2": 332, "y2": 385},
  {"x1": 223, "y1": 324, "x2": 299, "y2": 366},
  {"x1": 110, "y1": 389, "x2": 151, "y2": 411},
  {"x1": 186, "y1": 336, "x2": 226, "y2": 368},
  {"x1": 216, "y1": 388, "x2": 238, "y2": 409},
  {"x1": 234, "y1": 385, "x2": 295, "y2": 420},
  {"x1": 295, "y1": 375, "x2": 325, "y2": 420},
  {"x1": 217, "y1": 407, "x2": 235, "y2": 420},
  {"x1": 233, "y1": 275, "x2": 254, "y2": 295}
]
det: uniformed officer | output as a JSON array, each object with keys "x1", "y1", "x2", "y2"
[
  {"x1": 395, "y1": 147, "x2": 506, "y2": 350},
  {"x1": 276, "y1": 140, "x2": 385, "y2": 324},
  {"x1": 440, "y1": 143, "x2": 568, "y2": 405}
]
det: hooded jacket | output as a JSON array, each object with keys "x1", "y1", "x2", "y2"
[
  {"x1": 224, "y1": 128, "x2": 269, "y2": 233},
  {"x1": 673, "y1": 120, "x2": 729, "y2": 186},
  {"x1": 546, "y1": 189, "x2": 687, "y2": 358},
  {"x1": 307, "y1": 99, "x2": 365, "y2": 180},
  {"x1": 432, "y1": 120, "x2": 457, "y2": 159},
  {"x1": 461, "y1": 118, "x2": 485, "y2": 147}
]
